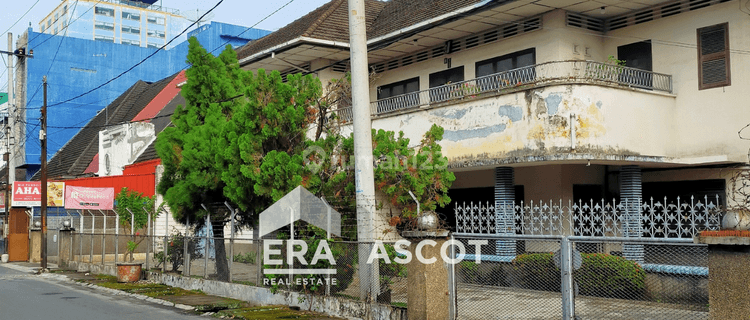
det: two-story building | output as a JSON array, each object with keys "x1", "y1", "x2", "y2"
[{"x1": 234, "y1": 0, "x2": 747, "y2": 256}]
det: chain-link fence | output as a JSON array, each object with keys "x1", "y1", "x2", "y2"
[
  {"x1": 571, "y1": 239, "x2": 708, "y2": 319},
  {"x1": 454, "y1": 235, "x2": 563, "y2": 320},
  {"x1": 59, "y1": 234, "x2": 405, "y2": 307},
  {"x1": 452, "y1": 234, "x2": 709, "y2": 320}
]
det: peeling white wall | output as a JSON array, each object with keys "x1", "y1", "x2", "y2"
[
  {"x1": 358, "y1": 84, "x2": 676, "y2": 163},
  {"x1": 98, "y1": 123, "x2": 155, "y2": 177}
]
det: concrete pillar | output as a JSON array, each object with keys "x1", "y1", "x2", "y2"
[
  {"x1": 695, "y1": 236, "x2": 750, "y2": 319},
  {"x1": 620, "y1": 165, "x2": 644, "y2": 263},
  {"x1": 58, "y1": 230, "x2": 72, "y2": 268},
  {"x1": 29, "y1": 229, "x2": 41, "y2": 263},
  {"x1": 407, "y1": 238, "x2": 450, "y2": 320},
  {"x1": 495, "y1": 167, "x2": 516, "y2": 257}
]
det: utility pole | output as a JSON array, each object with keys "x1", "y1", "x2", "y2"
[
  {"x1": 5, "y1": 33, "x2": 13, "y2": 256},
  {"x1": 6, "y1": 33, "x2": 15, "y2": 191},
  {"x1": 4, "y1": 126, "x2": 9, "y2": 256},
  {"x1": 40, "y1": 76, "x2": 47, "y2": 271},
  {"x1": 347, "y1": 0, "x2": 378, "y2": 303}
]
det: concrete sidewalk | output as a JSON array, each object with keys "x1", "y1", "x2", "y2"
[{"x1": 0, "y1": 261, "x2": 59, "y2": 273}]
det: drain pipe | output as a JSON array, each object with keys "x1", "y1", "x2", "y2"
[
  {"x1": 570, "y1": 113, "x2": 577, "y2": 150},
  {"x1": 408, "y1": 190, "x2": 420, "y2": 216}
]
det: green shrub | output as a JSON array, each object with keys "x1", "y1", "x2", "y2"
[
  {"x1": 511, "y1": 253, "x2": 560, "y2": 292},
  {"x1": 457, "y1": 261, "x2": 507, "y2": 286},
  {"x1": 510, "y1": 252, "x2": 645, "y2": 299},
  {"x1": 262, "y1": 225, "x2": 357, "y2": 295},
  {"x1": 458, "y1": 261, "x2": 480, "y2": 284},
  {"x1": 576, "y1": 253, "x2": 645, "y2": 299},
  {"x1": 380, "y1": 243, "x2": 407, "y2": 278},
  {"x1": 232, "y1": 252, "x2": 256, "y2": 264}
]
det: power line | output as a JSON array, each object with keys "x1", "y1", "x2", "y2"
[
  {"x1": 48, "y1": 0, "x2": 224, "y2": 108},
  {"x1": 206, "y1": 0, "x2": 296, "y2": 55},
  {"x1": 25, "y1": 0, "x2": 104, "y2": 51},
  {"x1": 23, "y1": 0, "x2": 81, "y2": 114},
  {"x1": 24, "y1": 0, "x2": 294, "y2": 114},
  {"x1": 0, "y1": 0, "x2": 41, "y2": 37}
]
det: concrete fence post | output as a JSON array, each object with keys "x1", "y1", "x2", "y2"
[
  {"x1": 115, "y1": 213, "x2": 119, "y2": 264},
  {"x1": 184, "y1": 216, "x2": 190, "y2": 276},
  {"x1": 163, "y1": 207, "x2": 168, "y2": 273},
  {"x1": 145, "y1": 207, "x2": 151, "y2": 271},
  {"x1": 226, "y1": 202, "x2": 235, "y2": 283},
  {"x1": 201, "y1": 204, "x2": 209, "y2": 280},
  {"x1": 88, "y1": 210, "x2": 94, "y2": 264},
  {"x1": 79, "y1": 210, "x2": 83, "y2": 262},
  {"x1": 100, "y1": 210, "x2": 106, "y2": 265}
]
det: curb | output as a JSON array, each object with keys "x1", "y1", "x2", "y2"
[
  {"x1": 66, "y1": 279, "x2": 195, "y2": 311},
  {"x1": 0, "y1": 263, "x2": 40, "y2": 274},
  {"x1": 0, "y1": 265, "x2": 196, "y2": 312}
]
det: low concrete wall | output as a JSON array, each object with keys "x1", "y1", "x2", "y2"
[
  {"x1": 67, "y1": 261, "x2": 119, "y2": 275},
  {"x1": 147, "y1": 272, "x2": 407, "y2": 320},
  {"x1": 63, "y1": 260, "x2": 406, "y2": 320},
  {"x1": 644, "y1": 272, "x2": 708, "y2": 304}
]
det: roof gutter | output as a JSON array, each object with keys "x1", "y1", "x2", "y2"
[
  {"x1": 366, "y1": 0, "x2": 496, "y2": 47},
  {"x1": 239, "y1": 36, "x2": 350, "y2": 67}
]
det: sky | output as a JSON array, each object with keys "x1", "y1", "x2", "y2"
[{"x1": 0, "y1": 0, "x2": 331, "y2": 91}]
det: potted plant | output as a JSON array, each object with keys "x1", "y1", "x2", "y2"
[
  {"x1": 117, "y1": 234, "x2": 144, "y2": 283},
  {"x1": 114, "y1": 188, "x2": 160, "y2": 282}
]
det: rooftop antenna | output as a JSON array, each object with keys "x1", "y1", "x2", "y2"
[{"x1": 185, "y1": 9, "x2": 215, "y2": 29}]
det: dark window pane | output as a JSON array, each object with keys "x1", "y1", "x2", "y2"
[
  {"x1": 476, "y1": 63, "x2": 494, "y2": 77},
  {"x1": 429, "y1": 66, "x2": 464, "y2": 88},
  {"x1": 406, "y1": 80, "x2": 419, "y2": 92},
  {"x1": 392, "y1": 85, "x2": 404, "y2": 96},
  {"x1": 517, "y1": 53, "x2": 535, "y2": 68},
  {"x1": 496, "y1": 59, "x2": 513, "y2": 72}
]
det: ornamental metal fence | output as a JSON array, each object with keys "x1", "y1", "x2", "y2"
[
  {"x1": 455, "y1": 196, "x2": 722, "y2": 239},
  {"x1": 371, "y1": 60, "x2": 673, "y2": 115},
  {"x1": 452, "y1": 196, "x2": 716, "y2": 319}
]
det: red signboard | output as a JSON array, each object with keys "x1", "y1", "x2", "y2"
[
  {"x1": 12, "y1": 181, "x2": 65, "y2": 207},
  {"x1": 65, "y1": 186, "x2": 114, "y2": 210}
]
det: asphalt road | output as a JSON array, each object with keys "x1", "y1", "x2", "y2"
[{"x1": 0, "y1": 265, "x2": 204, "y2": 320}]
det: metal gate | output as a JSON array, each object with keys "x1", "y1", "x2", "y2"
[{"x1": 452, "y1": 197, "x2": 717, "y2": 320}]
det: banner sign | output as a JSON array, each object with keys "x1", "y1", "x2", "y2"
[
  {"x1": 65, "y1": 186, "x2": 114, "y2": 210},
  {"x1": 12, "y1": 181, "x2": 66, "y2": 207}
]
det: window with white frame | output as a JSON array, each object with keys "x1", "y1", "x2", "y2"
[
  {"x1": 122, "y1": 26, "x2": 140, "y2": 35},
  {"x1": 95, "y1": 35, "x2": 114, "y2": 42},
  {"x1": 147, "y1": 15, "x2": 165, "y2": 25},
  {"x1": 95, "y1": 6, "x2": 115, "y2": 17},
  {"x1": 147, "y1": 30, "x2": 165, "y2": 39},
  {"x1": 121, "y1": 39, "x2": 140, "y2": 46},
  {"x1": 95, "y1": 22, "x2": 115, "y2": 31},
  {"x1": 122, "y1": 11, "x2": 140, "y2": 21}
]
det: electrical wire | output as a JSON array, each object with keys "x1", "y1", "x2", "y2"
[
  {"x1": 206, "y1": 0, "x2": 296, "y2": 55},
  {"x1": 47, "y1": 0, "x2": 224, "y2": 108},
  {"x1": 25, "y1": 0, "x2": 104, "y2": 51},
  {"x1": 0, "y1": 0, "x2": 41, "y2": 38},
  {"x1": 23, "y1": 0, "x2": 80, "y2": 114},
  {"x1": 26, "y1": 0, "x2": 295, "y2": 115}
]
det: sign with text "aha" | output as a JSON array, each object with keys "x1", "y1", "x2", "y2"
[{"x1": 12, "y1": 181, "x2": 66, "y2": 207}]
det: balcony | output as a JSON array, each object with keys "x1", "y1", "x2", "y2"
[{"x1": 361, "y1": 60, "x2": 672, "y2": 119}]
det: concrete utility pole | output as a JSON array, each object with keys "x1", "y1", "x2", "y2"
[
  {"x1": 6, "y1": 33, "x2": 15, "y2": 188},
  {"x1": 347, "y1": 0, "x2": 379, "y2": 302},
  {"x1": 41, "y1": 76, "x2": 47, "y2": 270},
  {"x1": 5, "y1": 33, "x2": 13, "y2": 256}
]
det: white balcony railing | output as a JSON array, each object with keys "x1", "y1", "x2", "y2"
[{"x1": 370, "y1": 60, "x2": 673, "y2": 116}]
